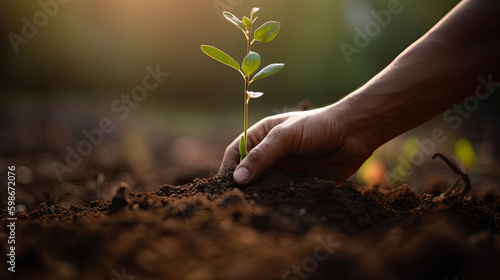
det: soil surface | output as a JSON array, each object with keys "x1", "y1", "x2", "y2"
[{"x1": 1, "y1": 168, "x2": 500, "y2": 280}]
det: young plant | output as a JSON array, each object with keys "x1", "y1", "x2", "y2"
[{"x1": 201, "y1": 7, "x2": 284, "y2": 161}]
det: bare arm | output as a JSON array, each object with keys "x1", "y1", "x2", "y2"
[{"x1": 337, "y1": 0, "x2": 500, "y2": 150}]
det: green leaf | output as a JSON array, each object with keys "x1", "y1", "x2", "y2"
[
  {"x1": 241, "y1": 51, "x2": 261, "y2": 76},
  {"x1": 223, "y1": 11, "x2": 246, "y2": 32},
  {"x1": 254, "y1": 21, "x2": 280, "y2": 43},
  {"x1": 251, "y1": 63, "x2": 284, "y2": 82},
  {"x1": 242, "y1": 17, "x2": 251, "y2": 30},
  {"x1": 250, "y1": 7, "x2": 259, "y2": 21},
  {"x1": 239, "y1": 135, "x2": 248, "y2": 160},
  {"x1": 200, "y1": 45, "x2": 240, "y2": 71}
]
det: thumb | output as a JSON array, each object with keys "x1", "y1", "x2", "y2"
[{"x1": 233, "y1": 129, "x2": 292, "y2": 185}]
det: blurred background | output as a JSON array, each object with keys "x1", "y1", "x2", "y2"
[{"x1": 1, "y1": 0, "x2": 499, "y2": 210}]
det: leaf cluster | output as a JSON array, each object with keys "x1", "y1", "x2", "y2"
[{"x1": 201, "y1": 8, "x2": 284, "y2": 84}]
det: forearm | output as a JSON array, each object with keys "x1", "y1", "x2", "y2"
[{"x1": 330, "y1": 0, "x2": 500, "y2": 150}]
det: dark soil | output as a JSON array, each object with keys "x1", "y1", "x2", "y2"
[{"x1": 1, "y1": 168, "x2": 500, "y2": 280}]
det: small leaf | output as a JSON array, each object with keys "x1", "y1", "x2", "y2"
[
  {"x1": 242, "y1": 17, "x2": 251, "y2": 30},
  {"x1": 201, "y1": 45, "x2": 240, "y2": 71},
  {"x1": 223, "y1": 11, "x2": 246, "y2": 32},
  {"x1": 251, "y1": 63, "x2": 284, "y2": 82},
  {"x1": 239, "y1": 135, "x2": 248, "y2": 160},
  {"x1": 247, "y1": 91, "x2": 264, "y2": 98},
  {"x1": 241, "y1": 51, "x2": 261, "y2": 76},
  {"x1": 250, "y1": 7, "x2": 260, "y2": 21},
  {"x1": 254, "y1": 21, "x2": 280, "y2": 43}
]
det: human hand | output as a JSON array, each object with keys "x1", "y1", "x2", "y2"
[{"x1": 219, "y1": 105, "x2": 375, "y2": 185}]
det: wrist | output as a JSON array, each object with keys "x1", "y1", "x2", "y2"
[{"x1": 324, "y1": 91, "x2": 388, "y2": 152}]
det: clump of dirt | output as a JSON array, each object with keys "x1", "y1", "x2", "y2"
[{"x1": 1, "y1": 168, "x2": 500, "y2": 280}]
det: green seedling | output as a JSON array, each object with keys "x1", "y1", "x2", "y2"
[{"x1": 201, "y1": 7, "x2": 284, "y2": 161}]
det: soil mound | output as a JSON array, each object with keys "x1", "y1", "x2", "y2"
[{"x1": 1, "y1": 169, "x2": 499, "y2": 280}]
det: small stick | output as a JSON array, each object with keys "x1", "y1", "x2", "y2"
[
  {"x1": 431, "y1": 152, "x2": 472, "y2": 196},
  {"x1": 441, "y1": 177, "x2": 461, "y2": 197}
]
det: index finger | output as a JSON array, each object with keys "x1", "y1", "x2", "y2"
[{"x1": 218, "y1": 113, "x2": 291, "y2": 174}]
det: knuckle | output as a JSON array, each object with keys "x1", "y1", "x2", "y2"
[
  {"x1": 267, "y1": 124, "x2": 292, "y2": 145},
  {"x1": 246, "y1": 145, "x2": 267, "y2": 164},
  {"x1": 221, "y1": 144, "x2": 240, "y2": 167},
  {"x1": 224, "y1": 144, "x2": 235, "y2": 155},
  {"x1": 267, "y1": 125, "x2": 284, "y2": 139}
]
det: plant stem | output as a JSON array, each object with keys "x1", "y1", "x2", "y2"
[
  {"x1": 241, "y1": 21, "x2": 252, "y2": 159},
  {"x1": 244, "y1": 76, "x2": 249, "y2": 148},
  {"x1": 247, "y1": 35, "x2": 251, "y2": 54}
]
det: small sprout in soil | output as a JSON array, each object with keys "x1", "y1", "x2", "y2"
[
  {"x1": 201, "y1": 7, "x2": 285, "y2": 161},
  {"x1": 417, "y1": 153, "x2": 472, "y2": 211},
  {"x1": 431, "y1": 152, "x2": 472, "y2": 196}
]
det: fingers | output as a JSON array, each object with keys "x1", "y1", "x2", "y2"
[
  {"x1": 219, "y1": 115, "x2": 286, "y2": 174},
  {"x1": 233, "y1": 126, "x2": 293, "y2": 185},
  {"x1": 219, "y1": 113, "x2": 295, "y2": 180},
  {"x1": 218, "y1": 139, "x2": 240, "y2": 173}
]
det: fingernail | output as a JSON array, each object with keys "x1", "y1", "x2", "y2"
[{"x1": 234, "y1": 167, "x2": 250, "y2": 183}]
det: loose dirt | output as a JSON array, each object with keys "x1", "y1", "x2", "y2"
[{"x1": 1, "y1": 168, "x2": 499, "y2": 280}]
